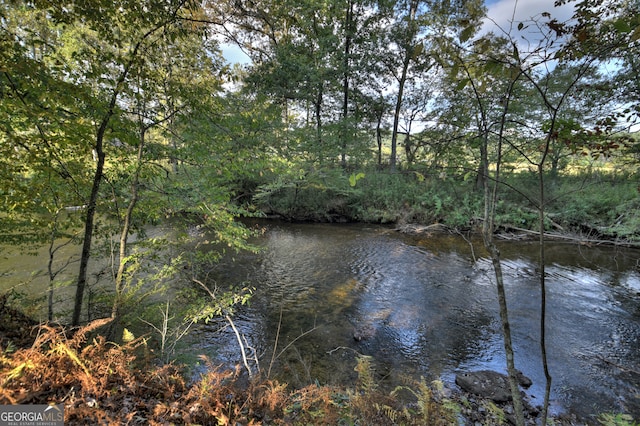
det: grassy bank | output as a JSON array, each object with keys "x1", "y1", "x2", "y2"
[{"x1": 252, "y1": 167, "x2": 640, "y2": 243}]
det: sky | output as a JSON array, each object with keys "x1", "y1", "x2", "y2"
[
  {"x1": 482, "y1": 0, "x2": 575, "y2": 36},
  {"x1": 222, "y1": 43, "x2": 250, "y2": 65},
  {"x1": 221, "y1": 0, "x2": 577, "y2": 65}
]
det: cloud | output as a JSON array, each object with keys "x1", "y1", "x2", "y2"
[{"x1": 482, "y1": 0, "x2": 576, "y2": 39}]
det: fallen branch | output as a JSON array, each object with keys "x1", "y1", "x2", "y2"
[
  {"x1": 497, "y1": 225, "x2": 640, "y2": 248},
  {"x1": 595, "y1": 354, "x2": 640, "y2": 376}
]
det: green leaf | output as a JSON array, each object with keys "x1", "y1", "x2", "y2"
[
  {"x1": 349, "y1": 172, "x2": 365, "y2": 187},
  {"x1": 613, "y1": 19, "x2": 632, "y2": 33},
  {"x1": 456, "y1": 78, "x2": 469, "y2": 91},
  {"x1": 413, "y1": 42, "x2": 424, "y2": 58},
  {"x1": 459, "y1": 26, "x2": 475, "y2": 43}
]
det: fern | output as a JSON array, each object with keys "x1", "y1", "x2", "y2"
[
  {"x1": 375, "y1": 403, "x2": 400, "y2": 423},
  {"x1": 354, "y1": 354, "x2": 376, "y2": 395},
  {"x1": 598, "y1": 413, "x2": 638, "y2": 426},
  {"x1": 391, "y1": 376, "x2": 459, "y2": 425}
]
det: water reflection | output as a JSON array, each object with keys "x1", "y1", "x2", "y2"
[{"x1": 197, "y1": 222, "x2": 640, "y2": 420}]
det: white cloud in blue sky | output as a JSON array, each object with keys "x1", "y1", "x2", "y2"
[
  {"x1": 482, "y1": 0, "x2": 575, "y2": 37},
  {"x1": 222, "y1": 43, "x2": 251, "y2": 65},
  {"x1": 220, "y1": 1, "x2": 577, "y2": 64}
]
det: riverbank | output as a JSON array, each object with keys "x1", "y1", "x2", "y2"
[
  {"x1": 251, "y1": 168, "x2": 640, "y2": 247},
  {"x1": 395, "y1": 222, "x2": 640, "y2": 249}
]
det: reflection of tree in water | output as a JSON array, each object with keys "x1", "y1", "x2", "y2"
[
  {"x1": 204, "y1": 223, "x2": 640, "y2": 418},
  {"x1": 346, "y1": 242, "x2": 499, "y2": 380}
]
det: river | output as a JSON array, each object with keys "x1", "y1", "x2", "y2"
[
  {"x1": 192, "y1": 220, "x2": 640, "y2": 422},
  {"x1": 1, "y1": 220, "x2": 639, "y2": 421}
]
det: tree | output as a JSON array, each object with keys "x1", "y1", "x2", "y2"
[
  {"x1": 40, "y1": 0, "x2": 216, "y2": 326},
  {"x1": 435, "y1": 1, "x2": 636, "y2": 422},
  {"x1": 385, "y1": 0, "x2": 421, "y2": 171},
  {"x1": 1, "y1": 3, "x2": 94, "y2": 319},
  {"x1": 435, "y1": 17, "x2": 530, "y2": 426},
  {"x1": 1, "y1": 0, "x2": 244, "y2": 327},
  {"x1": 382, "y1": 0, "x2": 485, "y2": 171}
]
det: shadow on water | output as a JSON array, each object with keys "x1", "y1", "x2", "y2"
[{"x1": 194, "y1": 221, "x2": 640, "y2": 421}]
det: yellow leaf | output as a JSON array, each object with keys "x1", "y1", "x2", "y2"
[
  {"x1": 3, "y1": 360, "x2": 35, "y2": 385},
  {"x1": 52, "y1": 342, "x2": 90, "y2": 376},
  {"x1": 122, "y1": 328, "x2": 135, "y2": 343}
]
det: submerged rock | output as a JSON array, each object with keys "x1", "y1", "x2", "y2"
[
  {"x1": 352, "y1": 323, "x2": 376, "y2": 341},
  {"x1": 455, "y1": 370, "x2": 532, "y2": 403}
]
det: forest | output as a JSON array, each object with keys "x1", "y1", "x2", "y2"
[{"x1": 1, "y1": 0, "x2": 639, "y2": 424}]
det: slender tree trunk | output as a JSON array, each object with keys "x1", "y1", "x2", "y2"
[
  {"x1": 476, "y1": 134, "x2": 488, "y2": 191},
  {"x1": 483, "y1": 89, "x2": 525, "y2": 426},
  {"x1": 108, "y1": 130, "x2": 145, "y2": 341},
  {"x1": 70, "y1": 28, "x2": 155, "y2": 325},
  {"x1": 376, "y1": 121, "x2": 383, "y2": 166},
  {"x1": 374, "y1": 97, "x2": 384, "y2": 166},
  {"x1": 47, "y1": 209, "x2": 61, "y2": 321},
  {"x1": 72, "y1": 121, "x2": 107, "y2": 326},
  {"x1": 315, "y1": 83, "x2": 324, "y2": 163},
  {"x1": 538, "y1": 163, "x2": 552, "y2": 426},
  {"x1": 390, "y1": 59, "x2": 409, "y2": 172},
  {"x1": 340, "y1": 0, "x2": 354, "y2": 168},
  {"x1": 390, "y1": 0, "x2": 418, "y2": 172}
]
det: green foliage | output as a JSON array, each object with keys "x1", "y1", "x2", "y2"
[
  {"x1": 254, "y1": 167, "x2": 354, "y2": 221},
  {"x1": 390, "y1": 377, "x2": 459, "y2": 425},
  {"x1": 250, "y1": 164, "x2": 640, "y2": 242},
  {"x1": 2, "y1": 5, "x2": 640, "y2": 419},
  {"x1": 598, "y1": 413, "x2": 638, "y2": 426},
  {"x1": 187, "y1": 285, "x2": 253, "y2": 325},
  {"x1": 335, "y1": 169, "x2": 481, "y2": 226},
  {"x1": 354, "y1": 354, "x2": 377, "y2": 395},
  {"x1": 545, "y1": 174, "x2": 640, "y2": 239},
  {"x1": 1, "y1": 0, "x2": 235, "y2": 321},
  {"x1": 349, "y1": 172, "x2": 366, "y2": 187},
  {"x1": 349, "y1": 354, "x2": 459, "y2": 425}
]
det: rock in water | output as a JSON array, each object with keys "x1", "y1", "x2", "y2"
[
  {"x1": 515, "y1": 370, "x2": 532, "y2": 388},
  {"x1": 455, "y1": 370, "x2": 532, "y2": 403}
]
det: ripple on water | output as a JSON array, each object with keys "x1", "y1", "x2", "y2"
[{"x1": 198, "y1": 223, "x2": 640, "y2": 421}]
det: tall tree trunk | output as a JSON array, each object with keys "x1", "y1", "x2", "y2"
[
  {"x1": 47, "y1": 208, "x2": 61, "y2": 321},
  {"x1": 376, "y1": 121, "x2": 383, "y2": 166},
  {"x1": 72, "y1": 118, "x2": 108, "y2": 326},
  {"x1": 538, "y1": 163, "x2": 552, "y2": 426},
  {"x1": 315, "y1": 82, "x2": 324, "y2": 163},
  {"x1": 108, "y1": 129, "x2": 145, "y2": 341},
  {"x1": 340, "y1": 0, "x2": 354, "y2": 168},
  {"x1": 390, "y1": 57, "x2": 409, "y2": 172},
  {"x1": 476, "y1": 133, "x2": 488, "y2": 191},
  {"x1": 374, "y1": 96, "x2": 384, "y2": 166},
  {"x1": 483, "y1": 89, "x2": 526, "y2": 426},
  {"x1": 70, "y1": 23, "x2": 162, "y2": 325},
  {"x1": 390, "y1": 0, "x2": 418, "y2": 172}
]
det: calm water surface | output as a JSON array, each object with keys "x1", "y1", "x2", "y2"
[{"x1": 194, "y1": 221, "x2": 640, "y2": 422}]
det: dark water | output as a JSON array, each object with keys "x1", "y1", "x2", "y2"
[{"x1": 193, "y1": 221, "x2": 640, "y2": 422}]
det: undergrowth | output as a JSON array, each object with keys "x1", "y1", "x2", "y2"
[
  {"x1": 253, "y1": 167, "x2": 640, "y2": 242},
  {"x1": 0, "y1": 320, "x2": 458, "y2": 425},
  {"x1": 1, "y1": 319, "x2": 637, "y2": 424}
]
